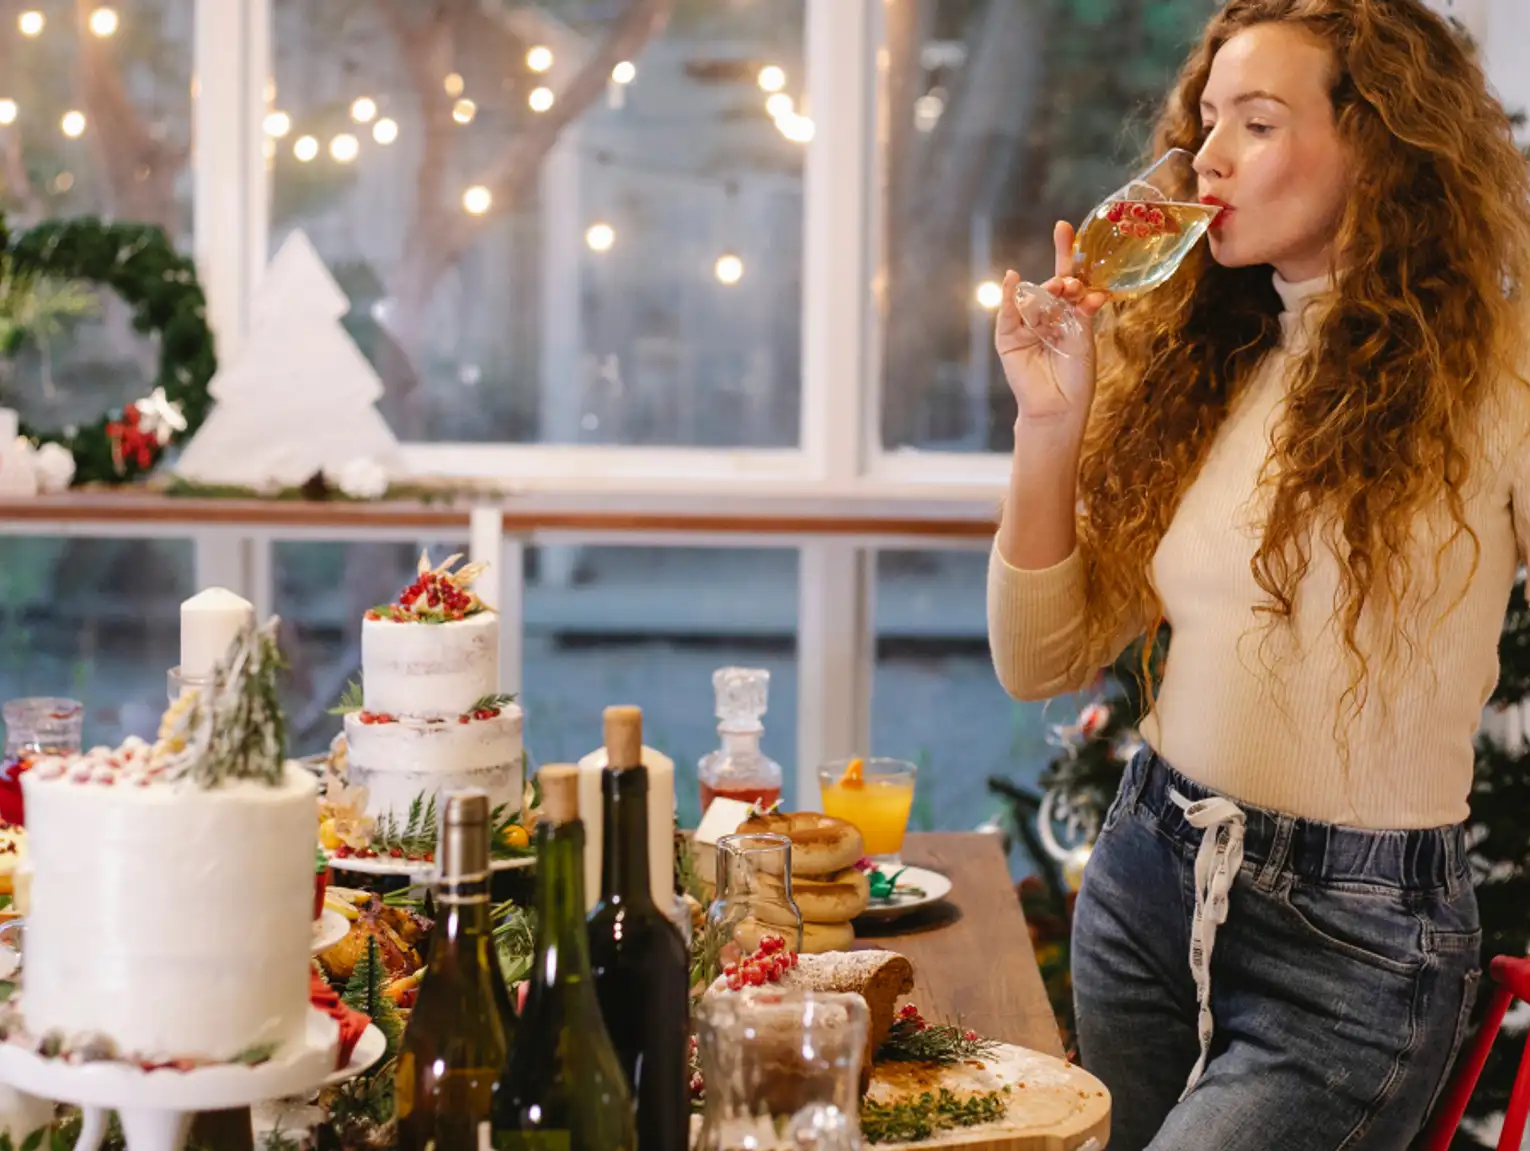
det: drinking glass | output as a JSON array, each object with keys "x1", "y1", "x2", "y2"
[
  {"x1": 818, "y1": 758, "x2": 917, "y2": 867},
  {"x1": 167, "y1": 667, "x2": 213, "y2": 704},
  {"x1": 702, "y1": 833, "x2": 803, "y2": 985},
  {"x1": 1013, "y1": 148, "x2": 1217, "y2": 356},
  {"x1": 695, "y1": 989, "x2": 869, "y2": 1151},
  {"x1": 2, "y1": 698, "x2": 84, "y2": 762}
]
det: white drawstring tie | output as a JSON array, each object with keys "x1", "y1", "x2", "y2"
[{"x1": 1170, "y1": 788, "x2": 1247, "y2": 1098}]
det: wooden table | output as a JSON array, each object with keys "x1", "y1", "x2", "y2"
[{"x1": 853, "y1": 832, "x2": 1065, "y2": 1060}]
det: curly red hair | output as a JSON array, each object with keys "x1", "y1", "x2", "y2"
[{"x1": 1078, "y1": 0, "x2": 1530, "y2": 727}]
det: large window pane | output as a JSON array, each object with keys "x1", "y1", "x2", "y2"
[
  {"x1": 271, "y1": 0, "x2": 805, "y2": 448},
  {"x1": 870, "y1": 548, "x2": 1056, "y2": 844},
  {"x1": 275, "y1": 540, "x2": 799, "y2": 826},
  {"x1": 878, "y1": 0, "x2": 1219, "y2": 453},
  {"x1": 0, "y1": 0, "x2": 196, "y2": 436},
  {"x1": 0, "y1": 537, "x2": 194, "y2": 748}
]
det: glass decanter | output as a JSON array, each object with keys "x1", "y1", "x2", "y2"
[
  {"x1": 698, "y1": 667, "x2": 783, "y2": 813},
  {"x1": 701, "y1": 833, "x2": 803, "y2": 986},
  {"x1": 695, "y1": 989, "x2": 869, "y2": 1151}
]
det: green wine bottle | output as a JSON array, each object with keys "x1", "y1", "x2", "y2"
[
  {"x1": 396, "y1": 789, "x2": 515, "y2": 1151},
  {"x1": 494, "y1": 765, "x2": 636, "y2": 1151},
  {"x1": 588, "y1": 706, "x2": 690, "y2": 1151}
]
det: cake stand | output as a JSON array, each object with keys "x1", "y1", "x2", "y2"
[
  {"x1": 325, "y1": 852, "x2": 534, "y2": 877},
  {"x1": 0, "y1": 1009, "x2": 380, "y2": 1151}
]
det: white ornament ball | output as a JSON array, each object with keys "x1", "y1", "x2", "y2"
[
  {"x1": 30, "y1": 442, "x2": 75, "y2": 493},
  {"x1": 331, "y1": 457, "x2": 388, "y2": 500}
]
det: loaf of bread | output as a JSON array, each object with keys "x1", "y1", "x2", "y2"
[{"x1": 706, "y1": 948, "x2": 915, "y2": 1091}]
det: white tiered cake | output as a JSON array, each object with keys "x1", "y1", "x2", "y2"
[
  {"x1": 340, "y1": 553, "x2": 523, "y2": 842},
  {"x1": 17, "y1": 620, "x2": 318, "y2": 1066}
]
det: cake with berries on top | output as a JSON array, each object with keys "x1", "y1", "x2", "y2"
[{"x1": 337, "y1": 552, "x2": 524, "y2": 860}]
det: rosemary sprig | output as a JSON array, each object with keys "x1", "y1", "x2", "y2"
[
  {"x1": 877, "y1": 1017, "x2": 1000, "y2": 1064},
  {"x1": 327, "y1": 679, "x2": 363, "y2": 716},
  {"x1": 165, "y1": 617, "x2": 288, "y2": 788},
  {"x1": 860, "y1": 1087, "x2": 1010, "y2": 1144},
  {"x1": 370, "y1": 793, "x2": 439, "y2": 858},
  {"x1": 468, "y1": 693, "x2": 517, "y2": 714}
]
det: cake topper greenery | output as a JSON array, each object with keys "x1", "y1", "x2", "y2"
[{"x1": 157, "y1": 616, "x2": 289, "y2": 787}]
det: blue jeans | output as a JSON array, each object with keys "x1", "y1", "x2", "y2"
[{"x1": 1073, "y1": 749, "x2": 1481, "y2": 1150}]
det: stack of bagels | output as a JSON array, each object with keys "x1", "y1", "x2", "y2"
[{"x1": 736, "y1": 809, "x2": 869, "y2": 953}]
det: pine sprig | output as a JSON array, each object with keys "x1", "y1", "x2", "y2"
[
  {"x1": 877, "y1": 1016, "x2": 999, "y2": 1064},
  {"x1": 860, "y1": 1087, "x2": 1010, "y2": 1144},
  {"x1": 327, "y1": 679, "x2": 363, "y2": 716},
  {"x1": 341, "y1": 936, "x2": 403, "y2": 1056}
]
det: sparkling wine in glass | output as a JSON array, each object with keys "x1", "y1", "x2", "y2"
[{"x1": 1013, "y1": 148, "x2": 1218, "y2": 356}]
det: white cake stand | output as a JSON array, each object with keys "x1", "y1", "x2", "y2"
[
  {"x1": 325, "y1": 851, "x2": 534, "y2": 877},
  {"x1": 0, "y1": 1009, "x2": 378, "y2": 1151}
]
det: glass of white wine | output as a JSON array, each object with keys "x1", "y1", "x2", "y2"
[{"x1": 1013, "y1": 148, "x2": 1218, "y2": 356}]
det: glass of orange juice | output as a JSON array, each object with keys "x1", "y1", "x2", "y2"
[{"x1": 818, "y1": 757, "x2": 917, "y2": 866}]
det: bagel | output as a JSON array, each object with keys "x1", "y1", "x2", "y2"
[
  {"x1": 735, "y1": 810, "x2": 864, "y2": 877},
  {"x1": 736, "y1": 914, "x2": 855, "y2": 955},
  {"x1": 758, "y1": 866, "x2": 869, "y2": 924}
]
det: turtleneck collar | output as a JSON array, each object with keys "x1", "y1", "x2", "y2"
[{"x1": 1272, "y1": 269, "x2": 1335, "y2": 351}]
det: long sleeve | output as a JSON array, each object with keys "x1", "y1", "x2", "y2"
[{"x1": 986, "y1": 540, "x2": 1141, "y2": 701}]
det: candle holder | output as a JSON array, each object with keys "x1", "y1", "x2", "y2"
[{"x1": 167, "y1": 666, "x2": 214, "y2": 705}]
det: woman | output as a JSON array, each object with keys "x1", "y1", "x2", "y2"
[{"x1": 988, "y1": 1, "x2": 1530, "y2": 1147}]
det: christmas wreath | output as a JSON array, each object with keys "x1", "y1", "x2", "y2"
[{"x1": 0, "y1": 211, "x2": 215, "y2": 486}]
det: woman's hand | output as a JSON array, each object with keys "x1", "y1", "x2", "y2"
[{"x1": 994, "y1": 221, "x2": 1111, "y2": 432}]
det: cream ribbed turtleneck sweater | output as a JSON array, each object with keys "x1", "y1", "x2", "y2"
[{"x1": 988, "y1": 272, "x2": 1530, "y2": 829}]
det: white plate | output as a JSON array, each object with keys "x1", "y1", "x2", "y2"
[
  {"x1": 324, "y1": 852, "x2": 534, "y2": 877},
  {"x1": 323, "y1": 1022, "x2": 386, "y2": 1087},
  {"x1": 312, "y1": 908, "x2": 350, "y2": 955},
  {"x1": 855, "y1": 865, "x2": 952, "y2": 920}
]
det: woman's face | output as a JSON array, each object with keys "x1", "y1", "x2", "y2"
[{"x1": 1194, "y1": 22, "x2": 1351, "y2": 283}]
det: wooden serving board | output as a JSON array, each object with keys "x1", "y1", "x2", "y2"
[{"x1": 867, "y1": 1042, "x2": 1110, "y2": 1151}]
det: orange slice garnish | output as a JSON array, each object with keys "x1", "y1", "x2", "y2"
[{"x1": 839, "y1": 758, "x2": 865, "y2": 789}]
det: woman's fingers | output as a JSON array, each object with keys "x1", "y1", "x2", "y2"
[{"x1": 1053, "y1": 221, "x2": 1076, "y2": 280}]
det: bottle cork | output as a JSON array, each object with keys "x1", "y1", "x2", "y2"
[
  {"x1": 603, "y1": 705, "x2": 644, "y2": 771},
  {"x1": 538, "y1": 764, "x2": 581, "y2": 825}
]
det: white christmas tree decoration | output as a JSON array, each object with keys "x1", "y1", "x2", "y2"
[
  {"x1": 174, "y1": 229, "x2": 404, "y2": 489},
  {"x1": 0, "y1": 409, "x2": 38, "y2": 497}
]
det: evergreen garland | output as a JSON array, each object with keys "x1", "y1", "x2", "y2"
[{"x1": 0, "y1": 212, "x2": 215, "y2": 486}]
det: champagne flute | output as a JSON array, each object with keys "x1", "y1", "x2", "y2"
[{"x1": 1013, "y1": 148, "x2": 1218, "y2": 357}]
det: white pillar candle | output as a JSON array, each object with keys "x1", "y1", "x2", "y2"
[
  {"x1": 180, "y1": 587, "x2": 255, "y2": 679},
  {"x1": 575, "y1": 744, "x2": 677, "y2": 912}
]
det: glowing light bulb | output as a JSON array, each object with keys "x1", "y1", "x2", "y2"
[
  {"x1": 975, "y1": 280, "x2": 1003, "y2": 310},
  {"x1": 293, "y1": 135, "x2": 319, "y2": 162},
  {"x1": 611, "y1": 61, "x2": 636, "y2": 85},
  {"x1": 757, "y1": 65, "x2": 786, "y2": 93},
  {"x1": 452, "y1": 98, "x2": 476, "y2": 124},
  {"x1": 350, "y1": 96, "x2": 377, "y2": 123},
  {"x1": 17, "y1": 11, "x2": 44, "y2": 37},
  {"x1": 329, "y1": 133, "x2": 359, "y2": 163},
  {"x1": 444, "y1": 73, "x2": 464, "y2": 97},
  {"x1": 60, "y1": 110, "x2": 86, "y2": 138},
  {"x1": 585, "y1": 222, "x2": 615, "y2": 252},
  {"x1": 463, "y1": 185, "x2": 492, "y2": 215},
  {"x1": 263, "y1": 111, "x2": 291, "y2": 138},
  {"x1": 765, "y1": 93, "x2": 794, "y2": 120},
  {"x1": 526, "y1": 45, "x2": 553, "y2": 73},
  {"x1": 372, "y1": 117, "x2": 399, "y2": 145},
  {"x1": 528, "y1": 87, "x2": 554, "y2": 113},
  {"x1": 88, "y1": 7, "x2": 118, "y2": 37},
  {"x1": 715, "y1": 254, "x2": 744, "y2": 285},
  {"x1": 0, "y1": 100, "x2": 17, "y2": 126}
]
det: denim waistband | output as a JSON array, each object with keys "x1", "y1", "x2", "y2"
[{"x1": 1120, "y1": 747, "x2": 1468, "y2": 894}]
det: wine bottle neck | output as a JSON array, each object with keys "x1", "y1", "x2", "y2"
[
  {"x1": 534, "y1": 819, "x2": 598, "y2": 981},
  {"x1": 600, "y1": 766, "x2": 654, "y2": 908}
]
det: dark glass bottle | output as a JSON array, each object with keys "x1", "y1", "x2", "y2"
[{"x1": 588, "y1": 706, "x2": 691, "y2": 1151}]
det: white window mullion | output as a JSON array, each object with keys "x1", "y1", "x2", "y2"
[
  {"x1": 797, "y1": 541, "x2": 875, "y2": 809},
  {"x1": 801, "y1": 0, "x2": 879, "y2": 483}
]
